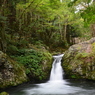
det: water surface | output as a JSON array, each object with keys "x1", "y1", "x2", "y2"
[{"x1": 6, "y1": 80, "x2": 95, "y2": 95}]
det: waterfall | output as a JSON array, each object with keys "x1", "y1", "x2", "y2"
[
  {"x1": 49, "y1": 54, "x2": 64, "y2": 82},
  {"x1": 25, "y1": 54, "x2": 84, "y2": 95}
]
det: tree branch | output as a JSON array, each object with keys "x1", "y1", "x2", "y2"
[{"x1": 18, "y1": 0, "x2": 43, "y2": 20}]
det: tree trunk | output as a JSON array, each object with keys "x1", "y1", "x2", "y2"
[
  {"x1": 0, "y1": 0, "x2": 7, "y2": 52},
  {"x1": 91, "y1": 24, "x2": 95, "y2": 37},
  {"x1": 66, "y1": 25, "x2": 72, "y2": 44},
  {"x1": 0, "y1": 23, "x2": 7, "y2": 52},
  {"x1": 64, "y1": 24, "x2": 67, "y2": 43}
]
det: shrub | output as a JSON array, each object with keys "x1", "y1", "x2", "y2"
[
  {"x1": 7, "y1": 45, "x2": 18, "y2": 55},
  {"x1": 11, "y1": 49, "x2": 44, "y2": 80}
]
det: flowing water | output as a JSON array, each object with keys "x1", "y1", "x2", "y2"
[{"x1": 5, "y1": 54, "x2": 95, "y2": 95}]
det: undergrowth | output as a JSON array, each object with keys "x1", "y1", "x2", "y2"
[{"x1": 11, "y1": 49, "x2": 45, "y2": 81}]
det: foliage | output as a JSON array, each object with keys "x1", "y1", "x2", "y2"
[
  {"x1": 7, "y1": 45, "x2": 19, "y2": 55},
  {"x1": 69, "y1": 0, "x2": 95, "y2": 27},
  {"x1": 81, "y1": 4, "x2": 95, "y2": 27},
  {"x1": 11, "y1": 49, "x2": 46, "y2": 80},
  {"x1": 0, "y1": 0, "x2": 93, "y2": 53}
]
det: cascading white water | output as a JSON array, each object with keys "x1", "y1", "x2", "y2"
[
  {"x1": 49, "y1": 54, "x2": 64, "y2": 82},
  {"x1": 25, "y1": 54, "x2": 84, "y2": 95}
]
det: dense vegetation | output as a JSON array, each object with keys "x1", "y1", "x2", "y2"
[
  {"x1": 11, "y1": 48, "x2": 52, "y2": 81},
  {"x1": 0, "y1": 0, "x2": 95, "y2": 85},
  {"x1": 1, "y1": 0, "x2": 95, "y2": 54}
]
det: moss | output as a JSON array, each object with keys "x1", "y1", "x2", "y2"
[
  {"x1": 63, "y1": 52, "x2": 87, "y2": 79},
  {"x1": 75, "y1": 52, "x2": 90, "y2": 59},
  {"x1": 0, "y1": 92, "x2": 9, "y2": 95},
  {"x1": 70, "y1": 74, "x2": 81, "y2": 79},
  {"x1": 90, "y1": 42, "x2": 95, "y2": 56},
  {"x1": 62, "y1": 38, "x2": 95, "y2": 80},
  {"x1": 8, "y1": 57, "x2": 28, "y2": 83},
  {"x1": 63, "y1": 47, "x2": 95, "y2": 80},
  {"x1": 92, "y1": 42, "x2": 95, "y2": 49},
  {"x1": 39, "y1": 51, "x2": 52, "y2": 80},
  {"x1": 0, "y1": 53, "x2": 28, "y2": 89},
  {"x1": 76, "y1": 46, "x2": 81, "y2": 50}
]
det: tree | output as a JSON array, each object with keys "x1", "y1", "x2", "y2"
[
  {"x1": 69, "y1": 0, "x2": 95, "y2": 37},
  {"x1": 0, "y1": 0, "x2": 92, "y2": 53}
]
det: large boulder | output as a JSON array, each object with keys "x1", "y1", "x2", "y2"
[
  {"x1": 0, "y1": 51, "x2": 28, "y2": 88},
  {"x1": 63, "y1": 38, "x2": 95, "y2": 80}
]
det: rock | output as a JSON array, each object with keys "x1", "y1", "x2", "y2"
[
  {"x1": 63, "y1": 37, "x2": 95, "y2": 80},
  {"x1": 0, "y1": 92, "x2": 9, "y2": 95},
  {"x1": 41, "y1": 52, "x2": 52, "y2": 79},
  {"x1": 0, "y1": 51, "x2": 28, "y2": 88}
]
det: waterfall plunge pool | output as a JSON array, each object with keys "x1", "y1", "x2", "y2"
[
  {"x1": 5, "y1": 80, "x2": 95, "y2": 95},
  {"x1": 4, "y1": 54, "x2": 95, "y2": 95}
]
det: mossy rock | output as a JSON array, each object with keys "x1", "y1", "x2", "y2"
[
  {"x1": 62, "y1": 38, "x2": 95, "y2": 80},
  {"x1": 0, "y1": 92, "x2": 9, "y2": 95},
  {"x1": 0, "y1": 51, "x2": 28, "y2": 88},
  {"x1": 40, "y1": 52, "x2": 52, "y2": 80}
]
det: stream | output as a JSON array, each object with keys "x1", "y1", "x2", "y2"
[{"x1": 5, "y1": 54, "x2": 95, "y2": 95}]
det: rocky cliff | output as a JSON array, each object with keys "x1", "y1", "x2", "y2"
[
  {"x1": 63, "y1": 38, "x2": 95, "y2": 80},
  {"x1": 0, "y1": 51, "x2": 28, "y2": 88}
]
